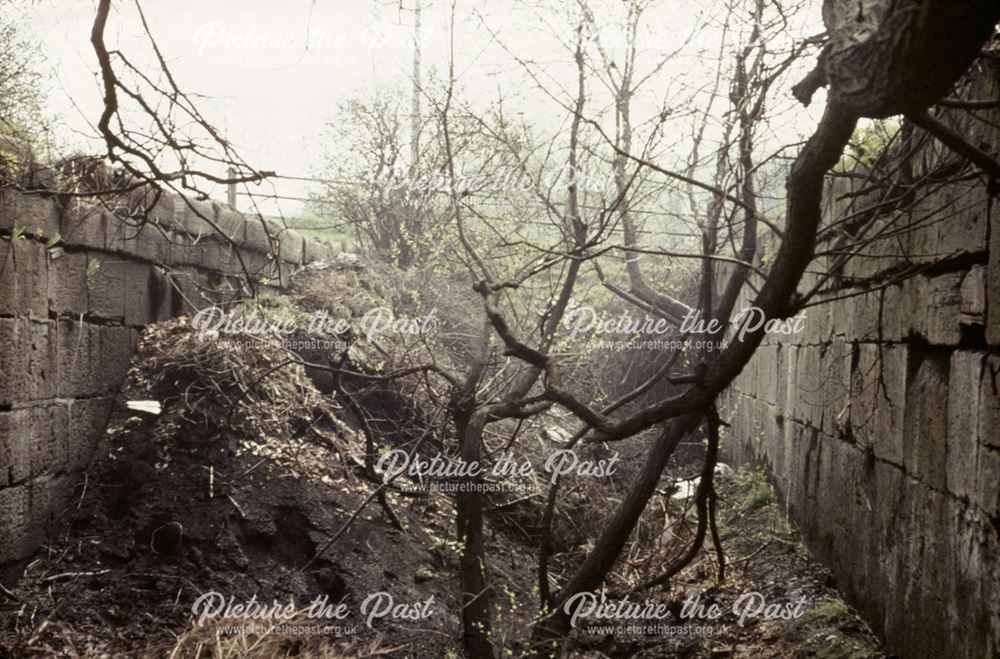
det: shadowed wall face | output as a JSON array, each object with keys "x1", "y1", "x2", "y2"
[
  {"x1": 724, "y1": 63, "x2": 1000, "y2": 659},
  {"x1": 0, "y1": 160, "x2": 335, "y2": 576}
]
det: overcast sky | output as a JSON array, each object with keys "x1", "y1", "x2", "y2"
[{"x1": 15, "y1": 0, "x2": 825, "y2": 216}]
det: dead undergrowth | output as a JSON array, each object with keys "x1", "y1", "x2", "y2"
[{"x1": 0, "y1": 263, "x2": 884, "y2": 659}]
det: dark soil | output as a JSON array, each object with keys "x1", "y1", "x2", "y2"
[{"x1": 0, "y1": 309, "x2": 473, "y2": 658}]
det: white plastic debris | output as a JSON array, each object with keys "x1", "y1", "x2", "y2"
[{"x1": 125, "y1": 400, "x2": 162, "y2": 415}]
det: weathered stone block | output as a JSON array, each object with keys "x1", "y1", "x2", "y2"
[
  {"x1": 179, "y1": 198, "x2": 214, "y2": 239},
  {"x1": 0, "y1": 190, "x2": 15, "y2": 232},
  {"x1": 876, "y1": 284, "x2": 905, "y2": 342},
  {"x1": 0, "y1": 486, "x2": 29, "y2": 562},
  {"x1": 980, "y1": 355, "x2": 1000, "y2": 450},
  {"x1": 903, "y1": 350, "x2": 949, "y2": 491},
  {"x1": 0, "y1": 409, "x2": 29, "y2": 486},
  {"x1": 873, "y1": 216, "x2": 911, "y2": 270},
  {"x1": 938, "y1": 182, "x2": 990, "y2": 257},
  {"x1": 948, "y1": 506, "x2": 997, "y2": 659},
  {"x1": 820, "y1": 340, "x2": 852, "y2": 438},
  {"x1": 781, "y1": 344, "x2": 799, "y2": 412},
  {"x1": 55, "y1": 319, "x2": 103, "y2": 398},
  {"x1": 844, "y1": 285, "x2": 897, "y2": 343},
  {"x1": 772, "y1": 344, "x2": 787, "y2": 409},
  {"x1": 802, "y1": 298, "x2": 832, "y2": 345},
  {"x1": 948, "y1": 502, "x2": 986, "y2": 601},
  {"x1": 87, "y1": 253, "x2": 126, "y2": 320},
  {"x1": 0, "y1": 193, "x2": 61, "y2": 240},
  {"x1": 0, "y1": 318, "x2": 25, "y2": 406},
  {"x1": 960, "y1": 264, "x2": 987, "y2": 326},
  {"x1": 800, "y1": 423, "x2": 822, "y2": 501},
  {"x1": 850, "y1": 344, "x2": 907, "y2": 466},
  {"x1": 14, "y1": 238, "x2": 48, "y2": 318},
  {"x1": 0, "y1": 244, "x2": 14, "y2": 317},
  {"x1": 167, "y1": 268, "x2": 208, "y2": 314},
  {"x1": 167, "y1": 228, "x2": 211, "y2": 268},
  {"x1": 47, "y1": 249, "x2": 88, "y2": 315},
  {"x1": 840, "y1": 218, "x2": 904, "y2": 281},
  {"x1": 976, "y1": 445, "x2": 1000, "y2": 518},
  {"x1": 758, "y1": 343, "x2": 779, "y2": 405},
  {"x1": 244, "y1": 218, "x2": 278, "y2": 254},
  {"x1": 844, "y1": 293, "x2": 870, "y2": 342},
  {"x1": 103, "y1": 211, "x2": 138, "y2": 255},
  {"x1": 826, "y1": 296, "x2": 851, "y2": 339},
  {"x1": 0, "y1": 318, "x2": 56, "y2": 402},
  {"x1": 278, "y1": 229, "x2": 305, "y2": 266},
  {"x1": 743, "y1": 344, "x2": 760, "y2": 397},
  {"x1": 946, "y1": 351, "x2": 984, "y2": 499},
  {"x1": 903, "y1": 488, "x2": 955, "y2": 658},
  {"x1": 872, "y1": 460, "x2": 905, "y2": 554},
  {"x1": 137, "y1": 224, "x2": 170, "y2": 263},
  {"x1": 195, "y1": 239, "x2": 226, "y2": 272},
  {"x1": 28, "y1": 403, "x2": 70, "y2": 478},
  {"x1": 763, "y1": 404, "x2": 783, "y2": 470},
  {"x1": 24, "y1": 319, "x2": 57, "y2": 401},
  {"x1": 990, "y1": 198, "x2": 1000, "y2": 345},
  {"x1": 101, "y1": 324, "x2": 136, "y2": 391},
  {"x1": 125, "y1": 187, "x2": 175, "y2": 227},
  {"x1": 67, "y1": 396, "x2": 114, "y2": 472},
  {"x1": 213, "y1": 205, "x2": 245, "y2": 243},
  {"x1": 904, "y1": 209, "x2": 940, "y2": 266},
  {"x1": 59, "y1": 204, "x2": 106, "y2": 250},
  {"x1": 905, "y1": 273, "x2": 964, "y2": 345},
  {"x1": 794, "y1": 345, "x2": 826, "y2": 430},
  {"x1": 28, "y1": 474, "x2": 74, "y2": 534},
  {"x1": 883, "y1": 479, "x2": 928, "y2": 644},
  {"x1": 214, "y1": 241, "x2": 247, "y2": 277},
  {"x1": 123, "y1": 262, "x2": 154, "y2": 327},
  {"x1": 112, "y1": 218, "x2": 170, "y2": 263},
  {"x1": 798, "y1": 426, "x2": 823, "y2": 532},
  {"x1": 815, "y1": 439, "x2": 867, "y2": 574}
]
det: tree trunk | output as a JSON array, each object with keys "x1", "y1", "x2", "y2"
[
  {"x1": 527, "y1": 415, "x2": 700, "y2": 656},
  {"x1": 454, "y1": 408, "x2": 494, "y2": 658}
]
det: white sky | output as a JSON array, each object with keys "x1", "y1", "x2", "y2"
[{"x1": 12, "y1": 0, "x2": 825, "y2": 216}]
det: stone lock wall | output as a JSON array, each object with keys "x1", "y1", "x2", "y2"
[
  {"x1": 722, "y1": 62, "x2": 1000, "y2": 658},
  {"x1": 0, "y1": 146, "x2": 337, "y2": 576}
]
